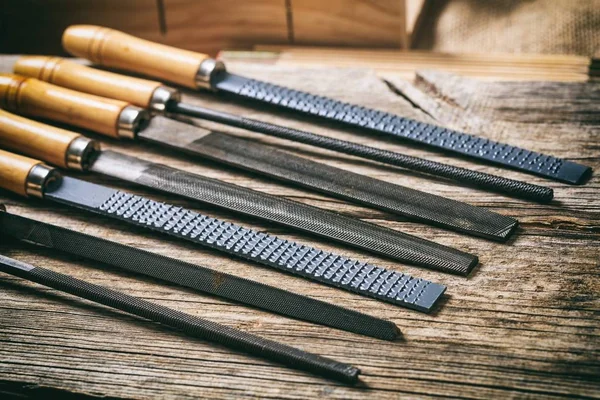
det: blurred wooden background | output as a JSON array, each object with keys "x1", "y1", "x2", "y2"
[
  {"x1": 2, "y1": 0, "x2": 598, "y2": 57},
  {"x1": 0, "y1": 0, "x2": 412, "y2": 56}
]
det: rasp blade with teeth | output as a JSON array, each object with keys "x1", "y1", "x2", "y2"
[
  {"x1": 0, "y1": 73, "x2": 518, "y2": 245},
  {"x1": 0, "y1": 108, "x2": 478, "y2": 274},
  {"x1": 60, "y1": 25, "x2": 591, "y2": 185},
  {"x1": 0, "y1": 150, "x2": 447, "y2": 312},
  {"x1": 0, "y1": 253, "x2": 361, "y2": 383},
  {"x1": 0, "y1": 208, "x2": 401, "y2": 340}
]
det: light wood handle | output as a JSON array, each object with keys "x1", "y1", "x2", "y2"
[
  {"x1": 15, "y1": 56, "x2": 163, "y2": 109},
  {"x1": 0, "y1": 149, "x2": 43, "y2": 197},
  {"x1": 0, "y1": 74, "x2": 128, "y2": 138},
  {"x1": 63, "y1": 25, "x2": 210, "y2": 89},
  {"x1": 0, "y1": 109, "x2": 80, "y2": 169}
]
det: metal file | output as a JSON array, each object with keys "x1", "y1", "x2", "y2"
[{"x1": 0, "y1": 253, "x2": 360, "y2": 383}]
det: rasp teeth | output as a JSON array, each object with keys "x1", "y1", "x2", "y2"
[
  {"x1": 94, "y1": 191, "x2": 445, "y2": 312},
  {"x1": 351, "y1": 264, "x2": 374, "y2": 289},
  {"x1": 388, "y1": 275, "x2": 411, "y2": 299},
  {"x1": 360, "y1": 267, "x2": 384, "y2": 292},
  {"x1": 339, "y1": 261, "x2": 362, "y2": 286},
  {"x1": 268, "y1": 240, "x2": 291, "y2": 263},
  {"x1": 377, "y1": 271, "x2": 400, "y2": 296}
]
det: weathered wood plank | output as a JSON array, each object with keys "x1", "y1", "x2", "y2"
[
  {"x1": 290, "y1": 0, "x2": 407, "y2": 48},
  {"x1": 0, "y1": 58, "x2": 598, "y2": 398}
]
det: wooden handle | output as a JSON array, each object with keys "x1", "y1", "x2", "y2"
[
  {"x1": 0, "y1": 74, "x2": 128, "y2": 138},
  {"x1": 63, "y1": 25, "x2": 210, "y2": 89},
  {"x1": 15, "y1": 56, "x2": 163, "y2": 109},
  {"x1": 0, "y1": 109, "x2": 80, "y2": 169},
  {"x1": 0, "y1": 149, "x2": 43, "y2": 197}
]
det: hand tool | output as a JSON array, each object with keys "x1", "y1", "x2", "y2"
[
  {"x1": 61, "y1": 25, "x2": 592, "y2": 185},
  {"x1": 0, "y1": 206, "x2": 400, "y2": 340},
  {"x1": 0, "y1": 74, "x2": 518, "y2": 245},
  {"x1": 0, "y1": 107, "x2": 477, "y2": 275},
  {"x1": 0, "y1": 149, "x2": 447, "y2": 312},
  {"x1": 14, "y1": 56, "x2": 553, "y2": 203},
  {"x1": 0, "y1": 252, "x2": 360, "y2": 383}
]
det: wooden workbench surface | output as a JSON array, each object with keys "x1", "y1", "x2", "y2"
[{"x1": 0, "y1": 56, "x2": 598, "y2": 399}]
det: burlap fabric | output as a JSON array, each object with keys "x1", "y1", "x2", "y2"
[{"x1": 413, "y1": 0, "x2": 600, "y2": 56}]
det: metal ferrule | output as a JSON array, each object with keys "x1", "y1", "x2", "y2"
[
  {"x1": 149, "y1": 86, "x2": 181, "y2": 114},
  {"x1": 66, "y1": 137, "x2": 100, "y2": 171},
  {"x1": 195, "y1": 58, "x2": 226, "y2": 90},
  {"x1": 117, "y1": 106, "x2": 151, "y2": 139},
  {"x1": 25, "y1": 164, "x2": 62, "y2": 199}
]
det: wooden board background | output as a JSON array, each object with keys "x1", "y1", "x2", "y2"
[
  {"x1": 0, "y1": 56, "x2": 598, "y2": 398},
  {"x1": 0, "y1": 0, "x2": 408, "y2": 56}
]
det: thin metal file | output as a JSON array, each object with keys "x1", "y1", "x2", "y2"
[
  {"x1": 0, "y1": 254, "x2": 360, "y2": 383},
  {"x1": 0, "y1": 210, "x2": 401, "y2": 340}
]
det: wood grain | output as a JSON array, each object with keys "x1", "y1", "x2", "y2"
[
  {"x1": 290, "y1": 0, "x2": 407, "y2": 48},
  {"x1": 0, "y1": 149, "x2": 41, "y2": 197},
  {"x1": 63, "y1": 25, "x2": 209, "y2": 89},
  {"x1": 0, "y1": 56, "x2": 598, "y2": 399},
  {"x1": 0, "y1": 74, "x2": 127, "y2": 138},
  {"x1": 14, "y1": 56, "x2": 162, "y2": 109},
  {"x1": 162, "y1": 0, "x2": 289, "y2": 56},
  {"x1": 220, "y1": 46, "x2": 596, "y2": 82},
  {"x1": 0, "y1": 109, "x2": 79, "y2": 169}
]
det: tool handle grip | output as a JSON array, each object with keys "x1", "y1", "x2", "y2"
[
  {"x1": 63, "y1": 25, "x2": 209, "y2": 89},
  {"x1": 15, "y1": 56, "x2": 163, "y2": 109},
  {"x1": 0, "y1": 149, "x2": 42, "y2": 197},
  {"x1": 0, "y1": 109, "x2": 80, "y2": 169},
  {"x1": 0, "y1": 74, "x2": 127, "y2": 138}
]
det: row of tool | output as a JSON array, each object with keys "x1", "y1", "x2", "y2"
[{"x1": 0, "y1": 25, "x2": 592, "y2": 384}]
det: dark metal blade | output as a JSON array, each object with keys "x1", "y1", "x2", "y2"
[
  {"x1": 43, "y1": 176, "x2": 447, "y2": 312},
  {"x1": 213, "y1": 72, "x2": 592, "y2": 184},
  {"x1": 0, "y1": 255, "x2": 360, "y2": 383},
  {"x1": 170, "y1": 102, "x2": 553, "y2": 203},
  {"x1": 90, "y1": 150, "x2": 478, "y2": 274},
  {"x1": 0, "y1": 211, "x2": 400, "y2": 340},
  {"x1": 138, "y1": 117, "x2": 517, "y2": 243}
]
